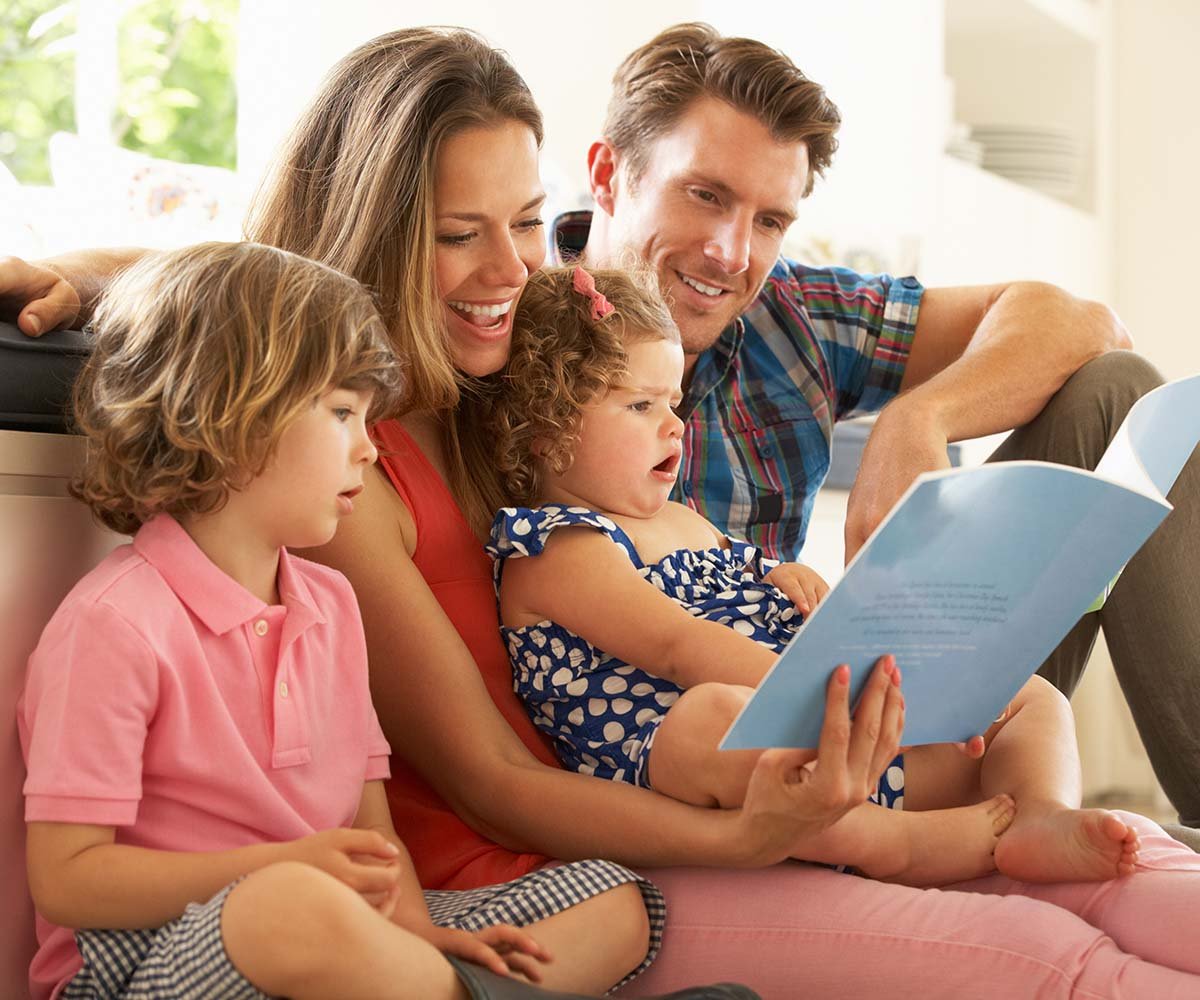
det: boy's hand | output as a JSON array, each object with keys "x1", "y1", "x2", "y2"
[
  {"x1": 286, "y1": 828, "x2": 401, "y2": 899},
  {"x1": 765, "y1": 562, "x2": 830, "y2": 615},
  {"x1": 423, "y1": 924, "x2": 552, "y2": 982}
]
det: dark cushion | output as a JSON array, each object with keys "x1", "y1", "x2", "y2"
[{"x1": 0, "y1": 321, "x2": 90, "y2": 434}]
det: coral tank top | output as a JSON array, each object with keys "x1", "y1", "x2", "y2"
[{"x1": 371, "y1": 419, "x2": 555, "y2": 889}]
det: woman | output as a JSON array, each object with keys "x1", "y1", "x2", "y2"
[{"x1": 7, "y1": 27, "x2": 1200, "y2": 999}]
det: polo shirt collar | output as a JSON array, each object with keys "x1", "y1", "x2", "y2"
[{"x1": 134, "y1": 514, "x2": 326, "y2": 636}]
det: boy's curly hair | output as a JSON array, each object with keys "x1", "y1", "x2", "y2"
[
  {"x1": 71, "y1": 241, "x2": 404, "y2": 535},
  {"x1": 490, "y1": 264, "x2": 679, "y2": 506}
]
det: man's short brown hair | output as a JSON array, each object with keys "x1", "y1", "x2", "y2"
[{"x1": 603, "y1": 22, "x2": 840, "y2": 196}]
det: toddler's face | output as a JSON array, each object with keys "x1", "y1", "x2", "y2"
[{"x1": 542, "y1": 337, "x2": 685, "y2": 518}]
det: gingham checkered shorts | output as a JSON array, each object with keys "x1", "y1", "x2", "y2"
[
  {"x1": 61, "y1": 859, "x2": 663, "y2": 998},
  {"x1": 426, "y1": 859, "x2": 665, "y2": 989},
  {"x1": 61, "y1": 882, "x2": 264, "y2": 1000}
]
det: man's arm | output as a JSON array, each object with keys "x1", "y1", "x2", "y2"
[
  {"x1": 0, "y1": 247, "x2": 150, "y2": 335},
  {"x1": 844, "y1": 281, "x2": 1133, "y2": 560}
]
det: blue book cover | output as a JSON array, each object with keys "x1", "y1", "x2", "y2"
[{"x1": 721, "y1": 374, "x2": 1200, "y2": 750}]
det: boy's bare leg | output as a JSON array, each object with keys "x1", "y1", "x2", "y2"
[
  {"x1": 222, "y1": 861, "x2": 469, "y2": 1000},
  {"x1": 223, "y1": 862, "x2": 649, "y2": 998},
  {"x1": 647, "y1": 683, "x2": 1015, "y2": 886},
  {"x1": 519, "y1": 882, "x2": 650, "y2": 993},
  {"x1": 904, "y1": 676, "x2": 1140, "y2": 882}
]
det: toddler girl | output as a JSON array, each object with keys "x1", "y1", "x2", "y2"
[
  {"x1": 18, "y1": 244, "x2": 694, "y2": 1000},
  {"x1": 486, "y1": 265, "x2": 1141, "y2": 888}
]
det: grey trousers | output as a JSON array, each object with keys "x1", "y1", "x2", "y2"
[{"x1": 987, "y1": 350, "x2": 1200, "y2": 826}]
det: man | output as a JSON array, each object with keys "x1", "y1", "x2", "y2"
[{"x1": 554, "y1": 22, "x2": 1200, "y2": 843}]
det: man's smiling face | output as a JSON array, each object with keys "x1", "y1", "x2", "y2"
[{"x1": 600, "y1": 96, "x2": 810, "y2": 359}]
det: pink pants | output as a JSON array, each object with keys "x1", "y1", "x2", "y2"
[{"x1": 617, "y1": 813, "x2": 1200, "y2": 999}]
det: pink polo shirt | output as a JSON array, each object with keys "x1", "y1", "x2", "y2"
[{"x1": 18, "y1": 513, "x2": 391, "y2": 1000}]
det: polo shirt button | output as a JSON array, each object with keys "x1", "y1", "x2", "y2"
[
  {"x1": 279, "y1": 681, "x2": 289, "y2": 698},
  {"x1": 254, "y1": 620, "x2": 268, "y2": 636},
  {"x1": 682, "y1": 481, "x2": 693, "y2": 496}
]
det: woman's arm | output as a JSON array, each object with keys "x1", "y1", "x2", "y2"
[
  {"x1": 0, "y1": 247, "x2": 150, "y2": 334},
  {"x1": 306, "y1": 465, "x2": 903, "y2": 871},
  {"x1": 25, "y1": 819, "x2": 402, "y2": 930},
  {"x1": 501, "y1": 526, "x2": 777, "y2": 689}
]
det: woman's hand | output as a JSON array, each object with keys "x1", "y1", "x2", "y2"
[
  {"x1": 765, "y1": 561, "x2": 831, "y2": 615},
  {"x1": 735, "y1": 655, "x2": 904, "y2": 866},
  {"x1": 0, "y1": 255, "x2": 82, "y2": 335},
  {"x1": 422, "y1": 924, "x2": 552, "y2": 982}
]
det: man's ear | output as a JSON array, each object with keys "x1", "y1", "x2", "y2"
[{"x1": 587, "y1": 139, "x2": 621, "y2": 217}]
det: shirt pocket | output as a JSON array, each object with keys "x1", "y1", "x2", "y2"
[{"x1": 721, "y1": 413, "x2": 825, "y2": 562}]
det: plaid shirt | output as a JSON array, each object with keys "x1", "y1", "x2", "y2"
[{"x1": 552, "y1": 212, "x2": 923, "y2": 561}]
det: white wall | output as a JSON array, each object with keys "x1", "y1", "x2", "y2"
[
  {"x1": 236, "y1": 0, "x2": 943, "y2": 275},
  {"x1": 1113, "y1": 0, "x2": 1200, "y2": 381},
  {"x1": 236, "y1": 0, "x2": 1194, "y2": 373}
]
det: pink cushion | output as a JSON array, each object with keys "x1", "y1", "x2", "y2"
[{"x1": 1, "y1": 438, "x2": 122, "y2": 1000}]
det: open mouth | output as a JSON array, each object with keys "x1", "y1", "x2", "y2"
[
  {"x1": 447, "y1": 298, "x2": 514, "y2": 330},
  {"x1": 653, "y1": 453, "x2": 681, "y2": 476}
]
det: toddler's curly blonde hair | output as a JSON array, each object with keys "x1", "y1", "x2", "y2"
[
  {"x1": 71, "y1": 241, "x2": 404, "y2": 534},
  {"x1": 490, "y1": 264, "x2": 679, "y2": 506}
]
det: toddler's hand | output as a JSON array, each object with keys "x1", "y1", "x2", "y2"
[
  {"x1": 286, "y1": 828, "x2": 401, "y2": 900},
  {"x1": 424, "y1": 924, "x2": 552, "y2": 982},
  {"x1": 765, "y1": 562, "x2": 830, "y2": 615}
]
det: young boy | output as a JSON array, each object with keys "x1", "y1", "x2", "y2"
[{"x1": 18, "y1": 243, "x2": 699, "y2": 1000}]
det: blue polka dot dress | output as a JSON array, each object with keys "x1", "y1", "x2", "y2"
[{"x1": 487, "y1": 504, "x2": 904, "y2": 810}]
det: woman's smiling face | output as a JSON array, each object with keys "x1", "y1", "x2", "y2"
[{"x1": 434, "y1": 120, "x2": 547, "y2": 378}]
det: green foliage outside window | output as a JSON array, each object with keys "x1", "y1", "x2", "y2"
[
  {"x1": 115, "y1": 0, "x2": 237, "y2": 169},
  {"x1": 0, "y1": 0, "x2": 237, "y2": 186},
  {"x1": 0, "y1": 1, "x2": 77, "y2": 184}
]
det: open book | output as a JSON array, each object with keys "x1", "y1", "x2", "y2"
[{"x1": 721, "y1": 373, "x2": 1200, "y2": 750}]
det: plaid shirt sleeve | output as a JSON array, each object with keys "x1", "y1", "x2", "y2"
[{"x1": 777, "y1": 262, "x2": 923, "y2": 420}]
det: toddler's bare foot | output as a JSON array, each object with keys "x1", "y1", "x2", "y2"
[
  {"x1": 865, "y1": 794, "x2": 1016, "y2": 887},
  {"x1": 994, "y1": 805, "x2": 1139, "y2": 882}
]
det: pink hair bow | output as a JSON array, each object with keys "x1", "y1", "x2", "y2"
[{"x1": 572, "y1": 266, "x2": 615, "y2": 321}]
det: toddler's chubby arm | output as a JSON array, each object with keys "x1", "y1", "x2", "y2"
[
  {"x1": 26, "y1": 803, "x2": 401, "y2": 931},
  {"x1": 352, "y1": 782, "x2": 551, "y2": 981},
  {"x1": 500, "y1": 526, "x2": 777, "y2": 689},
  {"x1": 764, "y1": 562, "x2": 831, "y2": 615}
]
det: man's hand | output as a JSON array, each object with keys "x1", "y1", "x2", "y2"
[
  {"x1": 422, "y1": 924, "x2": 552, "y2": 982},
  {"x1": 736, "y1": 656, "x2": 904, "y2": 866},
  {"x1": 844, "y1": 397, "x2": 952, "y2": 563},
  {"x1": 0, "y1": 255, "x2": 82, "y2": 335},
  {"x1": 765, "y1": 562, "x2": 830, "y2": 616}
]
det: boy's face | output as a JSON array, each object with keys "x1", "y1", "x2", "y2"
[
  {"x1": 245, "y1": 386, "x2": 378, "y2": 550},
  {"x1": 541, "y1": 337, "x2": 685, "y2": 519}
]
